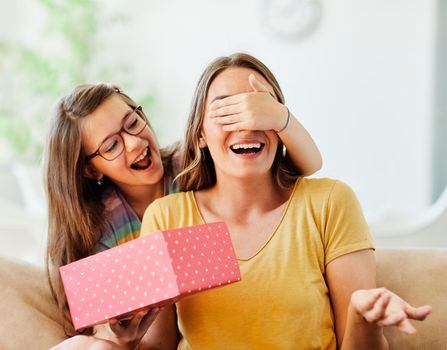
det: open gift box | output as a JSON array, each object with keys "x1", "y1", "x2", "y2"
[{"x1": 60, "y1": 222, "x2": 241, "y2": 330}]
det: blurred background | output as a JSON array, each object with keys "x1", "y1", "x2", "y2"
[{"x1": 0, "y1": 0, "x2": 446, "y2": 266}]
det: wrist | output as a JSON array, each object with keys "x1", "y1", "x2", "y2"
[
  {"x1": 275, "y1": 105, "x2": 290, "y2": 133},
  {"x1": 126, "y1": 342, "x2": 139, "y2": 350},
  {"x1": 112, "y1": 335, "x2": 139, "y2": 350},
  {"x1": 348, "y1": 302, "x2": 383, "y2": 332},
  {"x1": 348, "y1": 302, "x2": 367, "y2": 324},
  {"x1": 96, "y1": 324, "x2": 137, "y2": 350},
  {"x1": 344, "y1": 304, "x2": 387, "y2": 350}
]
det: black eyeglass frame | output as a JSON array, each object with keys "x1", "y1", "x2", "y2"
[{"x1": 85, "y1": 105, "x2": 147, "y2": 162}]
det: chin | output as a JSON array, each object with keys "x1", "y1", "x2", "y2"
[{"x1": 144, "y1": 166, "x2": 164, "y2": 183}]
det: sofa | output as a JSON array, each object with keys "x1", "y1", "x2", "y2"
[{"x1": 0, "y1": 248, "x2": 445, "y2": 350}]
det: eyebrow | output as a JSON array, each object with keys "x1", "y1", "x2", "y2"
[{"x1": 95, "y1": 108, "x2": 135, "y2": 148}]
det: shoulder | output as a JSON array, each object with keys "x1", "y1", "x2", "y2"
[
  {"x1": 151, "y1": 191, "x2": 191, "y2": 208},
  {"x1": 96, "y1": 186, "x2": 140, "y2": 252},
  {"x1": 142, "y1": 191, "x2": 197, "y2": 235},
  {"x1": 145, "y1": 191, "x2": 193, "y2": 217},
  {"x1": 295, "y1": 177, "x2": 355, "y2": 202},
  {"x1": 101, "y1": 186, "x2": 138, "y2": 222},
  {"x1": 101, "y1": 185, "x2": 122, "y2": 211},
  {"x1": 291, "y1": 178, "x2": 361, "y2": 220}
]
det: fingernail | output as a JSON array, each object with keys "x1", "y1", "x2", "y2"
[{"x1": 406, "y1": 328, "x2": 416, "y2": 335}]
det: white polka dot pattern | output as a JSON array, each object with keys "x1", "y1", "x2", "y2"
[{"x1": 59, "y1": 222, "x2": 241, "y2": 330}]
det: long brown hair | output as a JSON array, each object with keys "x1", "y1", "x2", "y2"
[
  {"x1": 44, "y1": 83, "x2": 176, "y2": 335},
  {"x1": 177, "y1": 53, "x2": 300, "y2": 192}
]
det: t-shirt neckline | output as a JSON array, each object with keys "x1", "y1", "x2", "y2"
[{"x1": 189, "y1": 179, "x2": 301, "y2": 262}]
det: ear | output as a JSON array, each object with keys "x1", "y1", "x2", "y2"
[
  {"x1": 199, "y1": 132, "x2": 207, "y2": 148},
  {"x1": 83, "y1": 162, "x2": 102, "y2": 180}
]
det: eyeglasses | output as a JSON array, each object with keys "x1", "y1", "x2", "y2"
[{"x1": 85, "y1": 105, "x2": 148, "y2": 162}]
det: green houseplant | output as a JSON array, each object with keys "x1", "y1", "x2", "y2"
[
  {"x1": 0, "y1": 0, "x2": 155, "y2": 162},
  {"x1": 0, "y1": 0, "x2": 155, "y2": 216}
]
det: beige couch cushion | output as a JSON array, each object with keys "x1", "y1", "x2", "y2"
[
  {"x1": 0, "y1": 257, "x2": 66, "y2": 350},
  {"x1": 376, "y1": 248, "x2": 447, "y2": 350},
  {"x1": 0, "y1": 249, "x2": 445, "y2": 349}
]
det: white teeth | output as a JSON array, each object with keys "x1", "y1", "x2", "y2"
[
  {"x1": 231, "y1": 143, "x2": 261, "y2": 150},
  {"x1": 133, "y1": 148, "x2": 148, "y2": 164}
]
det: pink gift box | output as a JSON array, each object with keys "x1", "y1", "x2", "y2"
[{"x1": 60, "y1": 222, "x2": 241, "y2": 330}]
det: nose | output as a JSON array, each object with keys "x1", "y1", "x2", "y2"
[{"x1": 121, "y1": 132, "x2": 142, "y2": 153}]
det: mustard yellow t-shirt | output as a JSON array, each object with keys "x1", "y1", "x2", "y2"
[{"x1": 141, "y1": 178, "x2": 374, "y2": 350}]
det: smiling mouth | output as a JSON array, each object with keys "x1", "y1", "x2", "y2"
[
  {"x1": 130, "y1": 147, "x2": 152, "y2": 170},
  {"x1": 230, "y1": 143, "x2": 264, "y2": 154}
]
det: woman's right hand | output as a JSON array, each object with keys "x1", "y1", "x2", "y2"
[
  {"x1": 96, "y1": 307, "x2": 161, "y2": 350},
  {"x1": 207, "y1": 74, "x2": 288, "y2": 133}
]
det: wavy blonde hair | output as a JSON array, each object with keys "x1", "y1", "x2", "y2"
[{"x1": 177, "y1": 53, "x2": 300, "y2": 191}]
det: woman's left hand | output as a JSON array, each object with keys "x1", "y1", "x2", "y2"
[
  {"x1": 207, "y1": 74, "x2": 288, "y2": 132},
  {"x1": 350, "y1": 288, "x2": 432, "y2": 334}
]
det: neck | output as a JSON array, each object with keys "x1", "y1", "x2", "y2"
[
  {"x1": 200, "y1": 173, "x2": 290, "y2": 222},
  {"x1": 118, "y1": 180, "x2": 164, "y2": 220}
]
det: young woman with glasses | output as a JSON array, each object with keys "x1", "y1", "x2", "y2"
[{"x1": 46, "y1": 78, "x2": 322, "y2": 349}]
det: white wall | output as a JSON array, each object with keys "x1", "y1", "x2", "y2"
[
  {"x1": 113, "y1": 0, "x2": 436, "y2": 216},
  {"x1": 0, "y1": 0, "x2": 438, "y2": 218}
]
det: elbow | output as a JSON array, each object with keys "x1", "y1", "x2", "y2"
[
  {"x1": 314, "y1": 156, "x2": 323, "y2": 173},
  {"x1": 301, "y1": 156, "x2": 323, "y2": 177}
]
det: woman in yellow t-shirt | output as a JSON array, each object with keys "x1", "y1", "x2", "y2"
[{"x1": 141, "y1": 53, "x2": 432, "y2": 350}]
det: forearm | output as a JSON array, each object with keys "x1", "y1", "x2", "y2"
[
  {"x1": 94, "y1": 324, "x2": 136, "y2": 350},
  {"x1": 340, "y1": 304, "x2": 389, "y2": 350},
  {"x1": 50, "y1": 335, "x2": 127, "y2": 350},
  {"x1": 277, "y1": 111, "x2": 322, "y2": 175}
]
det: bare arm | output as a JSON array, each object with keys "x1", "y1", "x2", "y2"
[
  {"x1": 275, "y1": 107, "x2": 322, "y2": 175},
  {"x1": 326, "y1": 249, "x2": 388, "y2": 350},
  {"x1": 68, "y1": 305, "x2": 178, "y2": 350},
  {"x1": 95, "y1": 305, "x2": 179, "y2": 350},
  {"x1": 50, "y1": 335, "x2": 127, "y2": 350},
  {"x1": 327, "y1": 249, "x2": 431, "y2": 350}
]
